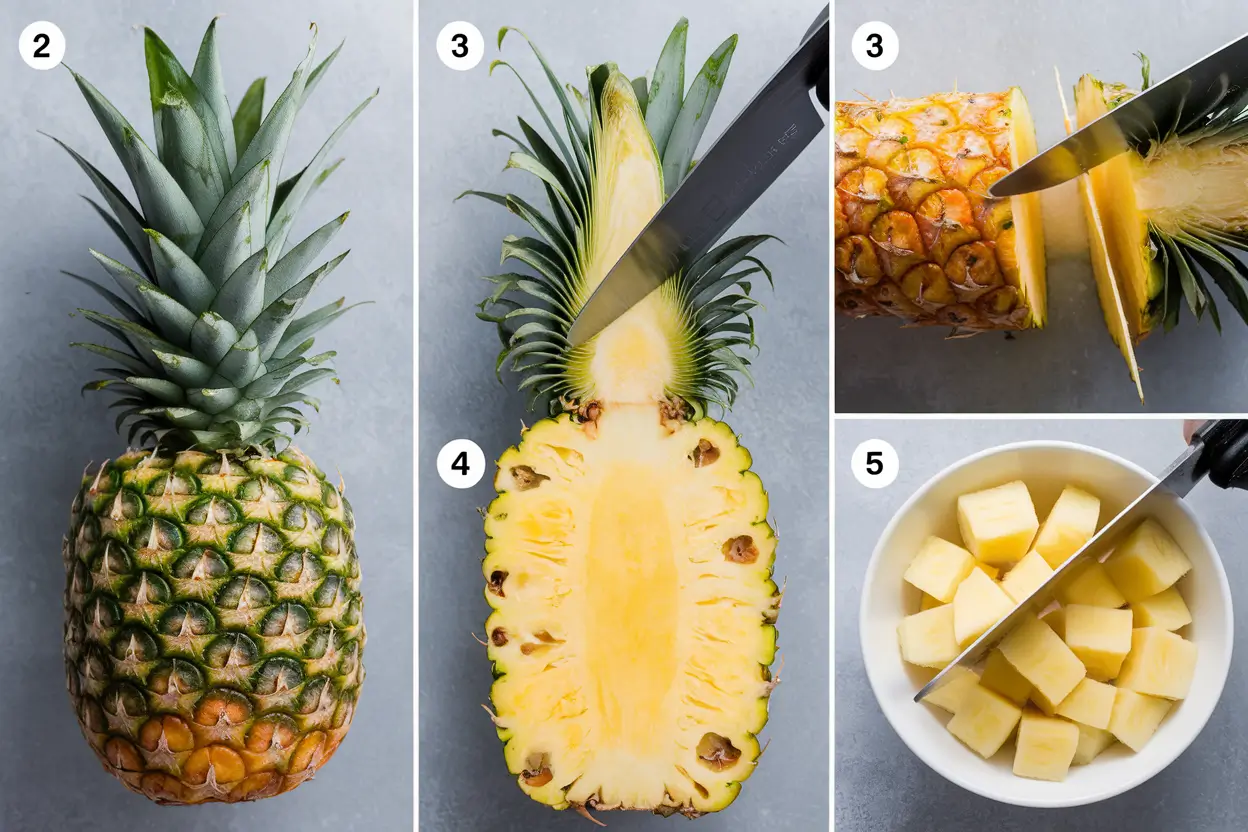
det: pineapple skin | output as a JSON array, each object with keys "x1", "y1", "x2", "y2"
[
  {"x1": 835, "y1": 90, "x2": 1044, "y2": 332},
  {"x1": 63, "y1": 448, "x2": 364, "y2": 804}
]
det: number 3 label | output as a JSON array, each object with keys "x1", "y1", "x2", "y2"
[
  {"x1": 851, "y1": 21, "x2": 899, "y2": 72},
  {"x1": 437, "y1": 21, "x2": 484, "y2": 71},
  {"x1": 438, "y1": 439, "x2": 486, "y2": 488},
  {"x1": 852, "y1": 439, "x2": 899, "y2": 489}
]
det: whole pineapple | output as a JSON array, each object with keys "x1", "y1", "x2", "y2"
[
  {"x1": 467, "y1": 20, "x2": 780, "y2": 819},
  {"x1": 56, "y1": 21, "x2": 372, "y2": 803}
]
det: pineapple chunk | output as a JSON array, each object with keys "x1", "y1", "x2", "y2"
[
  {"x1": 999, "y1": 615, "x2": 1086, "y2": 706},
  {"x1": 1041, "y1": 605, "x2": 1066, "y2": 639},
  {"x1": 1103, "y1": 519, "x2": 1192, "y2": 603},
  {"x1": 1116, "y1": 627, "x2": 1198, "y2": 700},
  {"x1": 898, "y1": 605, "x2": 959, "y2": 669},
  {"x1": 1055, "y1": 678, "x2": 1116, "y2": 730},
  {"x1": 1063, "y1": 605, "x2": 1133, "y2": 681},
  {"x1": 905, "y1": 536, "x2": 977, "y2": 603},
  {"x1": 921, "y1": 666, "x2": 981, "y2": 714},
  {"x1": 953, "y1": 568, "x2": 1015, "y2": 647},
  {"x1": 1072, "y1": 724, "x2": 1116, "y2": 765},
  {"x1": 976, "y1": 563, "x2": 1000, "y2": 580},
  {"x1": 1000, "y1": 550, "x2": 1055, "y2": 603},
  {"x1": 981, "y1": 648, "x2": 1033, "y2": 706},
  {"x1": 946, "y1": 684, "x2": 1024, "y2": 758},
  {"x1": 1055, "y1": 560, "x2": 1126, "y2": 609},
  {"x1": 1109, "y1": 688, "x2": 1172, "y2": 752},
  {"x1": 1131, "y1": 587, "x2": 1192, "y2": 631},
  {"x1": 920, "y1": 593, "x2": 944, "y2": 612},
  {"x1": 1013, "y1": 712, "x2": 1079, "y2": 782},
  {"x1": 1033, "y1": 485, "x2": 1101, "y2": 568},
  {"x1": 1030, "y1": 688, "x2": 1059, "y2": 716},
  {"x1": 957, "y1": 480, "x2": 1040, "y2": 566}
]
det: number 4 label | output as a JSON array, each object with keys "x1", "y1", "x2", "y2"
[
  {"x1": 852, "y1": 439, "x2": 899, "y2": 489},
  {"x1": 438, "y1": 439, "x2": 486, "y2": 488}
]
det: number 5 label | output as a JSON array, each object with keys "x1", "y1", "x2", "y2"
[
  {"x1": 437, "y1": 21, "x2": 484, "y2": 71},
  {"x1": 852, "y1": 439, "x2": 899, "y2": 489},
  {"x1": 851, "y1": 21, "x2": 899, "y2": 72}
]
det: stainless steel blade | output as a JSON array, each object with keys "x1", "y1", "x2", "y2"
[
  {"x1": 566, "y1": 16, "x2": 829, "y2": 348},
  {"x1": 915, "y1": 440, "x2": 1207, "y2": 703},
  {"x1": 990, "y1": 30, "x2": 1248, "y2": 197}
]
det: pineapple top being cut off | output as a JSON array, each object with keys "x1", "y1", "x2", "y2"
[{"x1": 466, "y1": 19, "x2": 782, "y2": 820}]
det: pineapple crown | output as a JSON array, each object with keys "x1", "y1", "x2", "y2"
[
  {"x1": 464, "y1": 19, "x2": 773, "y2": 417},
  {"x1": 54, "y1": 20, "x2": 374, "y2": 452}
]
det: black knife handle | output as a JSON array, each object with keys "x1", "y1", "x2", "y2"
[
  {"x1": 801, "y1": 5, "x2": 830, "y2": 111},
  {"x1": 1193, "y1": 420, "x2": 1248, "y2": 490}
]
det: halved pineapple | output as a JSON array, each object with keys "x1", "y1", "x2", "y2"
[
  {"x1": 1109, "y1": 688, "x2": 1172, "y2": 752},
  {"x1": 1000, "y1": 550, "x2": 1054, "y2": 603},
  {"x1": 1063, "y1": 605, "x2": 1133, "y2": 681},
  {"x1": 899, "y1": 605, "x2": 960, "y2": 669},
  {"x1": 998, "y1": 615, "x2": 1086, "y2": 707},
  {"x1": 1116, "y1": 628, "x2": 1198, "y2": 700},
  {"x1": 953, "y1": 568, "x2": 1015, "y2": 647},
  {"x1": 981, "y1": 649, "x2": 1033, "y2": 707},
  {"x1": 1033, "y1": 485, "x2": 1101, "y2": 568},
  {"x1": 1104, "y1": 520, "x2": 1193, "y2": 603},
  {"x1": 1055, "y1": 678, "x2": 1116, "y2": 731},
  {"x1": 1131, "y1": 587, "x2": 1192, "y2": 631},
  {"x1": 905, "y1": 536, "x2": 977, "y2": 603},
  {"x1": 1013, "y1": 712, "x2": 1079, "y2": 782},
  {"x1": 1055, "y1": 561, "x2": 1127, "y2": 609},
  {"x1": 946, "y1": 684, "x2": 1024, "y2": 759},
  {"x1": 957, "y1": 481, "x2": 1040, "y2": 566},
  {"x1": 922, "y1": 666, "x2": 981, "y2": 714}
]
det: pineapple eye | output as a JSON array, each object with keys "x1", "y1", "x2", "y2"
[
  {"x1": 254, "y1": 656, "x2": 305, "y2": 695},
  {"x1": 491, "y1": 627, "x2": 508, "y2": 646},
  {"x1": 510, "y1": 465, "x2": 549, "y2": 491},
  {"x1": 203, "y1": 633, "x2": 260, "y2": 672},
  {"x1": 722, "y1": 535, "x2": 759, "y2": 564},
  {"x1": 487, "y1": 570, "x2": 508, "y2": 597},
  {"x1": 690, "y1": 438, "x2": 720, "y2": 467},
  {"x1": 695, "y1": 732, "x2": 741, "y2": 771},
  {"x1": 521, "y1": 752, "x2": 553, "y2": 787}
]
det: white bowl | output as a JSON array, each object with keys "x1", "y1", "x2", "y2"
[{"x1": 859, "y1": 441, "x2": 1233, "y2": 808}]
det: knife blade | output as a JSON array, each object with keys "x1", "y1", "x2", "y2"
[
  {"x1": 566, "y1": 8, "x2": 829, "y2": 348},
  {"x1": 989, "y1": 30, "x2": 1248, "y2": 197},
  {"x1": 914, "y1": 427, "x2": 1215, "y2": 703}
]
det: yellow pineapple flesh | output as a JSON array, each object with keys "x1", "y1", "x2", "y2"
[{"x1": 1013, "y1": 712, "x2": 1079, "y2": 782}]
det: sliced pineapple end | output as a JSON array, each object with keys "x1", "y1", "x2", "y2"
[{"x1": 1006, "y1": 87, "x2": 1048, "y2": 329}]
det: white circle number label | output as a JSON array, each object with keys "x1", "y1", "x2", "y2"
[
  {"x1": 20, "y1": 21, "x2": 65, "y2": 70},
  {"x1": 851, "y1": 21, "x2": 898, "y2": 72},
  {"x1": 438, "y1": 439, "x2": 486, "y2": 489},
  {"x1": 852, "y1": 439, "x2": 899, "y2": 489},
  {"x1": 437, "y1": 21, "x2": 484, "y2": 72}
]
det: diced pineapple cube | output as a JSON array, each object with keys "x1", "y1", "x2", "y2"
[
  {"x1": 981, "y1": 648, "x2": 1032, "y2": 706},
  {"x1": 1063, "y1": 605, "x2": 1133, "y2": 681},
  {"x1": 1131, "y1": 587, "x2": 1193, "y2": 631},
  {"x1": 1116, "y1": 627, "x2": 1199, "y2": 700},
  {"x1": 1109, "y1": 688, "x2": 1172, "y2": 752},
  {"x1": 1041, "y1": 605, "x2": 1066, "y2": 640},
  {"x1": 920, "y1": 593, "x2": 943, "y2": 612},
  {"x1": 953, "y1": 568, "x2": 1015, "y2": 647},
  {"x1": 1000, "y1": 550, "x2": 1055, "y2": 604},
  {"x1": 1030, "y1": 688, "x2": 1059, "y2": 716},
  {"x1": 1055, "y1": 678, "x2": 1116, "y2": 730},
  {"x1": 905, "y1": 536, "x2": 977, "y2": 603},
  {"x1": 898, "y1": 605, "x2": 959, "y2": 669},
  {"x1": 957, "y1": 480, "x2": 1040, "y2": 566},
  {"x1": 976, "y1": 563, "x2": 1000, "y2": 580},
  {"x1": 921, "y1": 665, "x2": 980, "y2": 714},
  {"x1": 999, "y1": 615, "x2": 1086, "y2": 706},
  {"x1": 1103, "y1": 519, "x2": 1192, "y2": 603},
  {"x1": 946, "y1": 683, "x2": 1023, "y2": 758},
  {"x1": 1013, "y1": 712, "x2": 1079, "y2": 782},
  {"x1": 1033, "y1": 485, "x2": 1101, "y2": 568},
  {"x1": 1055, "y1": 561, "x2": 1126, "y2": 609},
  {"x1": 1072, "y1": 724, "x2": 1116, "y2": 765}
]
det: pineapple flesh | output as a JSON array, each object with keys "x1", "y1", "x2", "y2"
[
  {"x1": 1013, "y1": 712, "x2": 1079, "y2": 782},
  {"x1": 472, "y1": 21, "x2": 780, "y2": 818},
  {"x1": 1032, "y1": 485, "x2": 1101, "y2": 568},
  {"x1": 834, "y1": 90, "x2": 1047, "y2": 332},
  {"x1": 56, "y1": 22, "x2": 371, "y2": 803},
  {"x1": 957, "y1": 480, "x2": 1040, "y2": 566}
]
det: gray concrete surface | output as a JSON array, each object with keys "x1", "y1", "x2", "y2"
[
  {"x1": 835, "y1": 419, "x2": 1248, "y2": 831},
  {"x1": 0, "y1": 2, "x2": 413, "y2": 830},
  {"x1": 835, "y1": 0, "x2": 1248, "y2": 413},
  {"x1": 418, "y1": 1, "x2": 829, "y2": 828}
]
